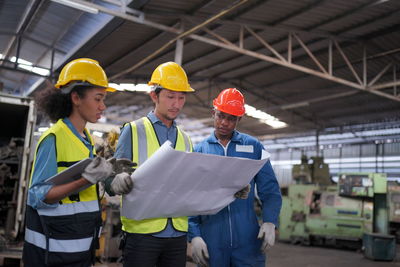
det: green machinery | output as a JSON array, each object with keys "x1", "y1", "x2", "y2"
[{"x1": 279, "y1": 156, "x2": 398, "y2": 261}]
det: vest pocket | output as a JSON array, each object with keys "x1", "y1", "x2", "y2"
[{"x1": 44, "y1": 212, "x2": 101, "y2": 239}]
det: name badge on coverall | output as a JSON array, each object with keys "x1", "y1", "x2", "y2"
[{"x1": 236, "y1": 144, "x2": 254, "y2": 153}]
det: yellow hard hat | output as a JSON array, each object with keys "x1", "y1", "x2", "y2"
[
  {"x1": 148, "y1": 62, "x2": 195, "y2": 92},
  {"x1": 55, "y1": 58, "x2": 116, "y2": 92}
]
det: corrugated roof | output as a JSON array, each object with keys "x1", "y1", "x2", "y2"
[{"x1": 0, "y1": 0, "x2": 399, "y2": 140}]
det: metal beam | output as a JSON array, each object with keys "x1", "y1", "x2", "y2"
[
  {"x1": 245, "y1": 26, "x2": 286, "y2": 62},
  {"x1": 368, "y1": 63, "x2": 392, "y2": 86},
  {"x1": 174, "y1": 21, "x2": 184, "y2": 65},
  {"x1": 293, "y1": 33, "x2": 327, "y2": 74},
  {"x1": 104, "y1": 0, "x2": 216, "y2": 71},
  {"x1": 186, "y1": 0, "x2": 386, "y2": 76},
  {"x1": 1, "y1": 0, "x2": 40, "y2": 62},
  {"x1": 334, "y1": 40, "x2": 363, "y2": 85},
  {"x1": 109, "y1": 0, "x2": 249, "y2": 79},
  {"x1": 53, "y1": 0, "x2": 399, "y2": 102},
  {"x1": 233, "y1": 79, "x2": 322, "y2": 129}
]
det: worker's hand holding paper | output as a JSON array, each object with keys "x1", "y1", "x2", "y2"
[{"x1": 122, "y1": 141, "x2": 269, "y2": 220}]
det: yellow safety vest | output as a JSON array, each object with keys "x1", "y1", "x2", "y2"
[
  {"x1": 29, "y1": 119, "x2": 98, "y2": 203},
  {"x1": 24, "y1": 119, "x2": 101, "y2": 265},
  {"x1": 121, "y1": 117, "x2": 193, "y2": 234}
]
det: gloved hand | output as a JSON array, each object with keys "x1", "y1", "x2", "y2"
[
  {"x1": 107, "y1": 157, "x2": 137, "y2": 175},
  {"x1": 111, "y1": 172, "x2": 133, "y2": 195},
  {"x1": 257, "y1": 222, "x2": 276, "y2": 253},
  {"x1": 82, "y1": 157, "x2": 113, "y2": 184},
  {"x1": 234, "y1": 184, "x2": 251, "y2": 199},
  {"x1": 191, "y1": 237, "x2": 209, "y2": 267}
]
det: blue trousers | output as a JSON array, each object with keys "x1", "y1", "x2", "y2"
[{"x1": 207, "y1": 245, "x2": 265, "y2": 267}]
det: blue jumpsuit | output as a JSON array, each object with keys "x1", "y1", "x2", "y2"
[{"x1": 188, "y1": 130, "x2": 282, "y2": 267}]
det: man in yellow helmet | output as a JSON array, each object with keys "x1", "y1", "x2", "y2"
[{"x1": 105, "y1": 62, "x2": 194, "y2": 267}]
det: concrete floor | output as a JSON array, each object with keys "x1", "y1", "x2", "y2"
[
  {"x1": 96, "y1": 241, "x2": 400, "y2": 267},
  {"x1": 268, "y1": 242, "x2": 400, "y2": 267},
  {"x1": 2, "y1": 241, "x2": 398, "y2": 266}
]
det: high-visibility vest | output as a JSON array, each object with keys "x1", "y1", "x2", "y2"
[
  {"x1": 23, "y1": 119, "x2": 101, "y2": 266},
  {"x1": 121, "y1": 117, "x2": 193, "y2": 234}
]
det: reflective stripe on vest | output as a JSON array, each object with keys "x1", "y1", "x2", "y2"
[
  {"x1": 25, "y1": 228, "x2": 93, "y2": 253},
  {"x1": 25, "y1": 119, "x2": 100, "y2": 262},
  {"x1": 121, "y1": 117, "x2": 192, "y2": 234},
  {"x1": 37, "y1": 200, "x2": 99, "y2": 216}
]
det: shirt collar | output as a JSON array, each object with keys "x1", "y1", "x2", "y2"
[
  {"x1": 62, "y1": 117, "x2": 91, "y2": 145},
  {"x1": 207, "y1": 130, "x2": 241, "y2": 144},
  {"x1": 147, "y1": 111, "x2": 176, "y2": 127}
]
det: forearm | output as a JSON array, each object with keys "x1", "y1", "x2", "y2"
[
  {"x1": 257, "y1": 161, "x2": 283, "y2": 225},
  {"x1": 188, "y1": 216, "x2": 202, "y2": 241},
  {"x1": 262, "y1": 193, "x2": 282, "y2": 225},
  {"x1": 44, "y1": 177, "x2": 90, "y2": 204}
]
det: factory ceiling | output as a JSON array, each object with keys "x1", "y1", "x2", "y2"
[{"x1": 1, "y1": 0, "x2": 400, "y2": 143}]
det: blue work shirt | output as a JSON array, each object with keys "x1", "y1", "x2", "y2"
[
  {"x1": 27, "y1": 118, "x2": 94, "y2": 209},
  {"x1": 114, "y1": 111, "x2": 185, "y2": 238},
  {"x1": 188, "y1": 130, "x2": 282, "y2": 267}
]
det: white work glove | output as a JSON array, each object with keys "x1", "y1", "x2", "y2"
[
  {"x1": 191, "y1": 237, "x2": 209, "y2": 267},
  {"x1": 111, "y1": 172, "x2": 133, "y2": 195},
  {"x1": 257, "y1": 222, "x2": 276, "y2": 253},
  {"x1": 107, "y1": 157, "x2": 137, "y2": 175},
  {"x1": 82, "y1": 157, "x2": 113, "y2": 184},
  {"x1": 234, "y1": 184, "x2": 251, "y2": 199}
]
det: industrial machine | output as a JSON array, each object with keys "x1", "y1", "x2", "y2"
[
  {"x1": 388, "y1": 181, "x2": 400, "y2": 241},
  {"x1": 279, "y1": 155, "x2": 397, "y2": 261},
  {"x1": 0, "y1": 93, "x2": 36, "y2": 265}
]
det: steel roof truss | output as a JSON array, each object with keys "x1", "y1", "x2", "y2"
[{"x1": 60, "y1": 0, "x2": 400, "y2": 102}]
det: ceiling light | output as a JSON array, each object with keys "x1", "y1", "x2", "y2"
[
  {"x1": 38, "y1": 127, "x2": 49, "y2": 132},
  {"x1": 264, "y1": 120, "x2": 287, "y2": 129},
  {"x1": 244, "y1": 104, "x2": 287, "y2": 129},
  {"x1": 109, "y1": 83, "x2": 151, "y2": 92},
  {"x1": 51, "y1": 0, "x2": 99, "y2": 14},
  {"x1": 92, "y1": 131, "x2": 104, "y2": 138}
]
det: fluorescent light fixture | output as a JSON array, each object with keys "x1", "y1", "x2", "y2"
[
  {"x1": 10, "y1": 56, "x2": 32, "y2": 65},
  {"x1": 92, "y1": 131, "x2": 104, "y2": 138},
  {"x1": 98, "y1": 116, "x2": 107, "y2": 123},
  {"x1": 32, "y1": 67, "x2": 50, "y2": 76},
  {"x1": 18, "y1": 64, "x2": 50, "y2": 76},
  {"x1": 9, "y1": 56, "x2": 50, "y2": 76},
  {"x1": 263, "y1": 119, "x2": 287, "y2": 129},
  {"x1": 38, "y1": 127, "x2": 49, "y2": 132},
  {"x1": 51, "y1": 0, "x2": 99, "y2": 14},
  {"x1": 109, "y1": 83, "x2": 151, "y2": 92},
  {"x1": 244, "y1": 104, "x2": 287, "y2": 129}
]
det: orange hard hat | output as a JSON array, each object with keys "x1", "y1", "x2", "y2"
[{"x1": 213, "y1": 88, "x2": 245, "y2": 117}]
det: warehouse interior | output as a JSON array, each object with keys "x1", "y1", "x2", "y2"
[
  {"x1": 1, "y1": 0, "x2": 400, "y2": 175},
  {"x1": 0, "y1": 0, "x2": 400, "y2": 265}
]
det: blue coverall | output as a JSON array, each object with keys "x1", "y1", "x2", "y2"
[{"x1": 188, "y1": 130, "x2": 282, "y2": 267}]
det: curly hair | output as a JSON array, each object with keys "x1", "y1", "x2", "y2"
[{"x1": 36, "y1": 85, "x2": 92, "y2": 122}]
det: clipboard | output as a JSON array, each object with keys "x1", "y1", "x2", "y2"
[{"x1": 46, "y1": 158, "x2": 93, "y2": 193}]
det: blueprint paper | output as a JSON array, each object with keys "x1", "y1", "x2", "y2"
[{"x1": 121, "y1": 141, "x2": 269, "y2": 220}]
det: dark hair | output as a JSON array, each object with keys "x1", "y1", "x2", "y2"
[
  {"x1": 153, "y1": 86, "x2": 162, "y2": 96},
  {"x1": 36, "y1": 85, "x2": 92, "y2": 122}
]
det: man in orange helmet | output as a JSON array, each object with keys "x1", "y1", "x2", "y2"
[{"x1": 188, "y1": 88, "x2": 282, "y2": 267}]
